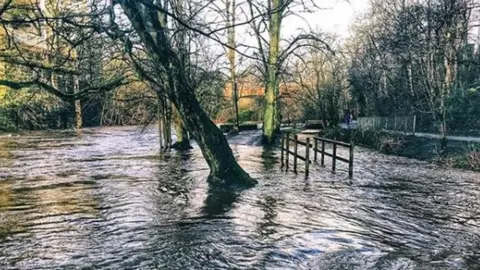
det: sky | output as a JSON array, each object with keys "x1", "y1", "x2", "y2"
[
  {"x1": 231, "y1": 0, "x2": 370, "y2": 65},
  {"x1": 282, "y1": 0, "x2": 369, "y2": 39}
]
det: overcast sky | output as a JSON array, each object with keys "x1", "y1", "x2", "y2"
[
  {"x1": 230, "y1": 0, "x2": 369, "y2": 65},
  {"x1": 282, "y1": 0, "x2": 369, "y2": 39}
]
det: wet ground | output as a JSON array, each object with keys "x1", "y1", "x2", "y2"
[{"x1": 0, "y1": 126, "x2": 479, "y2": 269}]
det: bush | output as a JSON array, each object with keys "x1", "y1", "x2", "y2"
[
  {"x1": 0, "y1": 108, "x2": 18, "y2": 132},
  {"x1": 0, "y1": 89, "x2": 68, "y2": 130},
  {"x1": 226, "y1": 109, "x2": 259, "y2": 124},
  {"x1": 445, "y1": 143, "x2": 480, "y2": 171}
]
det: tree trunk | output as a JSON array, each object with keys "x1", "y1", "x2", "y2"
[
  {"x1": 172, "y1": 105, "x2": 192, "y2": 150},
  {"x1": 120, "y1": 1, "x2": 255, "y2": 186},
  {"x1": 162, "y1": 97, "x2": 172, "y2": 148},
  {"x1": 274, "y1": 84, "x2": 281, "y2": 132},
  {"x1": 262, "y1": 0, "x2": 281, "y2": 144},
  {"x1": 169, "y1": 81, "x2": 256, "y2": 185},
  {"x1": 440, "y1": 48, "x2": 452, "y2": 142},
  {"x1": 157, "y1": 97, "x2": 163, "y2": 150},
  {"x1": 73, "y1": 75, "x2": 82, "y2": 130},
  {"x1": 226, "y1": 0, "x2": 239, "y2": 132},
  {"x1": 172, "y1": 0, "x2": 191, "y2": 149}
]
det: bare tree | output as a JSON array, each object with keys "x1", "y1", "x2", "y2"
[{"x1": 348, "y1": 0, "x2": 480, "y2": 141}]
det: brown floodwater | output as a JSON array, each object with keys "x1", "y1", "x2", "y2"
[{"x1": 0, "y1": 126, "x2": 479, "y2": 269}]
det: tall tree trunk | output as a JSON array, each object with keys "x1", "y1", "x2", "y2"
[
  {"x1": 73, "y1": 75, "x2": 82, "y2": 130},
  {"x1": 441, "y1": 38, "x2": 454, "y2": 142},
  {"x1": 120, "y1": 0, "x2": 255, "y2": 186},
  {"x1": 170, "y1": 0, "x2": 191, "y2": 149},
  {"x1": 158, "y1": 97, "x2": 163, "y2": 150},
  {"x1": 226, "y1": 0, "x2": 239, "y2": 132},
  {"x1": 262, "y1": 0, "x2": 281, "y2": 144}
]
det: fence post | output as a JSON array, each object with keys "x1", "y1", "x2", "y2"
[
  {"x1": 394, "y1": 116, "x2": 397, "y2": 130},
  {"x1": 412, "y1": 115, "x2": 416, "y2": 136},
  {"x1": 305, "y1": 138, "x2": 310, "y2": 178},
  {"x1": 332, "y1": 143, "x2": 337, "y2": 173},
  {"x1": 384, "y1": 117, "x2": 388, "y2": 130},
  {"x1": 321, "y1": 140, "x2": 325, "y2": 166},
  {"x1": 404, "y1": 116, "x2": 408, "y2": 135},
  {"x1": 349, "y1": 142, "x2": 354, "y2": 178},
  {"x1": 293, "y1": 135, "x2": 298, "y2": 173},
  {"x1": 314, "y1": 138, "x2": 318, "y2": 162},
  {"x1": 280, "y1": 134, "x2": 285, "y2": 167},
  {"x1": 286, "y1": 133, "x2": 290, "y2": 169}
]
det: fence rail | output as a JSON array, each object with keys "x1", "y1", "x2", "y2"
[
  {"x1": 358, "y1": 116, "x2": 417, "y2": 135},
  {"x1": 281, "y1": 134, "x2": 354, "y2": 178},
  {"x1": 358, "y1": 114, "x2": 480, "y2": 137}
]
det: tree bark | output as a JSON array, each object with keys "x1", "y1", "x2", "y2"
[
  {"x1": 226, "y1": 0, "x2": 239, "y2": 132},
  {"x1": 171, "y1": 0, "x2": 191, "y2": 149},
  {"x1": 262, "y1": 0, "x2": 281, "y2": 144},
  {"x1": 157, "y1": 97, "x2": 163, "y2": 150},
  {"x1": 172, "y1": 105, "x2": 192, "y2": 150},
  {"x1": 120, "y1": 0, "x2": 255, "y2": 186},
  {"x1": 162, "y1": 97, "x2": 172, "y2": 148},
  {"x1": 73, "y1": 75, "x2": 82, "y2": 130}
]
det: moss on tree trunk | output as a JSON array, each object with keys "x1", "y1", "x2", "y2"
[{"x1": 262, "y1": 0, "x2": 281, "y2": 144}]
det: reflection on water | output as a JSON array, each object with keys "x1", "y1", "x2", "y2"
[{"x1": 0, "y1": 126, "x2": 479, "y2": 269}]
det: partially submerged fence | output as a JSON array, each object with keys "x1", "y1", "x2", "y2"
[{"x1": 280, "y1": 134, "x2": 354, "y2": 178}]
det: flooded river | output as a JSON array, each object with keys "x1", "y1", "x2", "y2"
[{"x1": 0, "y1": 126, "x2": 479, "y2": 269}]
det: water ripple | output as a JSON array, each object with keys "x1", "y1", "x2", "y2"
[{"x1": 0, "y1": 126, "x2": 479, "y2": 269}]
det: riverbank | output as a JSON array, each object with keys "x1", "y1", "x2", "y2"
[{"x1": 320, "y1": 128, "x2": 480, "y2": 172}]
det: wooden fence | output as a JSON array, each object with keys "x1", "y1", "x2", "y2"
[{"x1": 280, "y1": 134, "x2": 354, "y2": 178}]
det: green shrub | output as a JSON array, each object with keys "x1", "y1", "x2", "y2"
[
  {"x1": 447, "y1": 143, "x2": 480, "y2": 171},
  {"x1": 0, "y1": 108, "x2": 18, "y2": 132},
  {"x1": 0, "y1": 89, "x2": 68, "y2": 130},
  {"x1": 226, "y1": 110, "x2": 259, "y2": 124}
]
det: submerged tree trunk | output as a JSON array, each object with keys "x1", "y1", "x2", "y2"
[
  {"x1": 169, "y1": 82, "x2": 255, "y2": 185},
  {"x1": 120, "y1": 1, "x2": 255, "y2": 186},
  {"x1": 172, "y1": 105, "x2": 192, "y2": 150},
  {"x1": 162, "y1": 97, "x2": 172, "y2": 148},
  {"x1": 157, "y1": 97, "x2": 163, "y2": 150},
  {"x1": 262, "y1": 0, "x2": 281, "y2": 144},
  {"x1": 73, "y1": 75, "x2": 82, "y2": 130}
]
